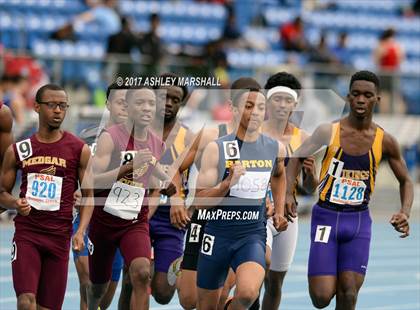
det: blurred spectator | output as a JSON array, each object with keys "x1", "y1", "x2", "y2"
[
  {"x1": 402, "y1": 0, "x2": 420, "y2": 17},
  {"x1": 50, "y1": 24, "x2": 76, "y2": 41},
  {"x1": 303, "y1": 0, "x2": 337, "y2": 11},
  {"x1": 280, "y1": 17, "x2": 309, "y2": 52},
  {"x1": 308, "y1": 32, "x2": 337, "y2": 65},
  {"x1": 223, "y1": 12, "x2": 241, "y2": 41},
  {"x1": 107, "y1": 16, "x2": 138, "y2": 76},
  {"x1": 0, "y1": 75, "x2": 28, "y2": 125},
  {"x1": 373, "y1": 28, "x2": 405, "y2": 113},
  {"x1": 374, "y1": 28, "x2": 405, "y2": 72},
  {"x1": 74, "y1": 0, "x2": 121, "y2": 36},
  {"x1": 332, "y1": 32, "x2": 352, "y2": 67},
  {"x1": 309, "y1": 32, "x2": 339, "y2": 93},
  {"x1": 139, "y1": 13, "x2": 165, "y2": 75},
  {"x1": 2, "y1": 52, "x2": 49, "y2": 107},
  {"x1": 222, "y1": 10, "x2": 263, "y2": 50},
  {"x1": 211, "y1": 52, "x2": 231, "y2": 120}
]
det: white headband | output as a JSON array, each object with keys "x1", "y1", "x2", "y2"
[{"x1": 267, "y1": 86, "x2": 298, "y2": 102}]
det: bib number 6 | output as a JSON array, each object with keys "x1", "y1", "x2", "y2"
[
  {"x1": 201, "y1": 234, "x2": 215, "y2": 256},
  {"x1": 223, "y1": 141, "x2": 240, "y2": 160}
]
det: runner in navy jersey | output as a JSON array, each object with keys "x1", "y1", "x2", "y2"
[
  {"x1": 0, "y1": 84, "x2": 94, "y2": 310},
  {"x1": 195, "y1": 77, "x2": 288, "y2": 310}
]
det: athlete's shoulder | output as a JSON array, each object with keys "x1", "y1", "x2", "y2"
[
  {"x1": 105, "y1": 123, "x2": 124, "y2": 135},
  {"x1": 380, "y1": 127, "x2": 398, "y2": 157},
  {"x1": 215, "y1": 132, "x2": 235, "y2": 143},
  {"x1": 202, "y1": 127, "x2": 219, "y2": 142},
  {"x1": 0, "y1": 103, "x2": 12, "y2": 132},
  {"x1": 311, "y1": 122, "x2": 335, "y2": 146},
  {"x1": 63, "y1": 131, "x2": 86, "y2": 148},
  {"x1": 259, "y1": 133, "x2": 279, "y2": 146}
]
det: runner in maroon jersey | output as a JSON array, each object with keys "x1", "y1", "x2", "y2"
[
  {"x1": 87, "y1": 85, "x2": 174, "y2": 310},
  {"x1": 0, "y1": 84, "x2": 94, "y2": 310},
  {"x1": 0, "y1": 100, "x2": 14, "y2": 215}
]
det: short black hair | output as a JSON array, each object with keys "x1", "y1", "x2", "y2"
[
  {"x1": 380, "y1": 28, "x2": 395, "y2": 40},
  {"x1": 125, "y1": 85, "x2": 155, "y2": 104},
  {"x1": 106, "y1": 82, "x2": 127, "y2": 102},
  {"x1": 150, "y1": 13, "x2": 159, "y2": 23},
  {"x1": 349, "y1": 70, "x2": 380, "y2": 92},
  {"x1": 230, "y1": 77, "x2": 262, "y2": 106},
  {"x1": 155, "y1": 73, "x2": 189, "y2": 102},
  {"x1": 35, "y1": 84, "x2": 65, "y2": 103},
  {"x1": 264, "y1": 71, "x2": 302, "y2": 96}
]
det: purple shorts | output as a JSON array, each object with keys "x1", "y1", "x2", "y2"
[
  {"x1": 150, "y1": 207, "x2": 185, "y2": 273},
  {"x1": 308, "y1": 203, "x2": 372, "y2": 277}
]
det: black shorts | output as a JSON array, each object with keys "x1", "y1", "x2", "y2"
[{"x1": 181, "y1": 210, "x2": 207, "y2": 271}]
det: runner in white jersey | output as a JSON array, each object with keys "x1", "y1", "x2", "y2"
[{"x1": 261, "y1": 72, "x2": 317, "y2": 310}]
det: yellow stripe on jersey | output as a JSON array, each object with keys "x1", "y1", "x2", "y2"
[
  {"x1": 372, "y1": 126, "x2": 384, "y2": 169},
  {"x1": 173, "y1": 126, "x2": 187, "y2": 156},
  {"x1": 320, "y1": 148, "x2": 343, "y2": 201},
  {"x1": 289, "y1": 127, "x2": 302, "y2": 152},
  {"x1": 369, "y1": 127, "x2": 384, "y2": 196},
  {"x1": 368, "y1": 150, "x2": 375, "y2": 195}
]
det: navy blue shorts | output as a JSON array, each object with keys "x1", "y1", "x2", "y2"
[{"x1": 197, "y1": 229, "x2": 266, "y2": 290}]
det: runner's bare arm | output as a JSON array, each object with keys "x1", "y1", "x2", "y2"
[
  {"x1": 168, "y1": 168, "x2": 190, "y2": 229},
  {"x1": 300, "y1": 131, "x2": 318, "y2": 193},
  {"x1": 195, "y1": 140, "x2": 246, "y2": 209},
  {"x1": 176, "y1": 127, "x2": 217, "y2": 173},
  {"x1": 76, "y1": 145, "x2": 95, "y2": 236},
  {"x1": 195, "y1": 142, "x2": 228, "y2": 209},
  {"x1": 0, "y1": 145, "x2": 18, "y2": 211},
  {"x1": 271, "y1": 143, "x2": 287, "y2": 217},
  {"x1": 92, "y1": 132, "x2": 132, "y2": 188},
  {"x1": 286, "y1": 123, "x2": 331, "y2": 196},
  {"x1": 271, "y1": 143, "x2": 288, "y2": 231},
  {"x1": 383, "y1": 132, "x2": 414, "y2": 238},
  {"x1": 0, "y1": 105, "x2": 13, "y2": 166}
]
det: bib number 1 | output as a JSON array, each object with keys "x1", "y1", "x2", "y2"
[{"x1": 314, "y1": 225, "x2": 331, "y2": 243}]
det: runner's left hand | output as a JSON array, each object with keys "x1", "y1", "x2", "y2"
[
  {"x1": 72, "y1": 231, "x2": 85, "y2": 252},
  {"x1": 170, "y1": 202, "x2": 190, "y2": 229},
  {"x1": 390, "y1": 212, "x2": 410, "y2": 238},
  {"x1": 273, "y1": 212, "x2": 288, "y2": 232},
  {"x1": 265, "y1": 196, "x2": 274, "y2": 217},
  {"x1": 302, "y1": 156, "x2": 316, "y2": 178}
]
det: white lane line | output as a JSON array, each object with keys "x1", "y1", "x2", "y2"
[
  {"x1": 281, "y1": 284, "x2": 420, "y2": 300},
  {"x1": 361, "y1": 303, "x2": 420, "y2": 310}
]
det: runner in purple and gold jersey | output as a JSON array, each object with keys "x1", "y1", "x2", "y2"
[{"x1": 286, "y1": 71, "x2": 414, "y2": 310}]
